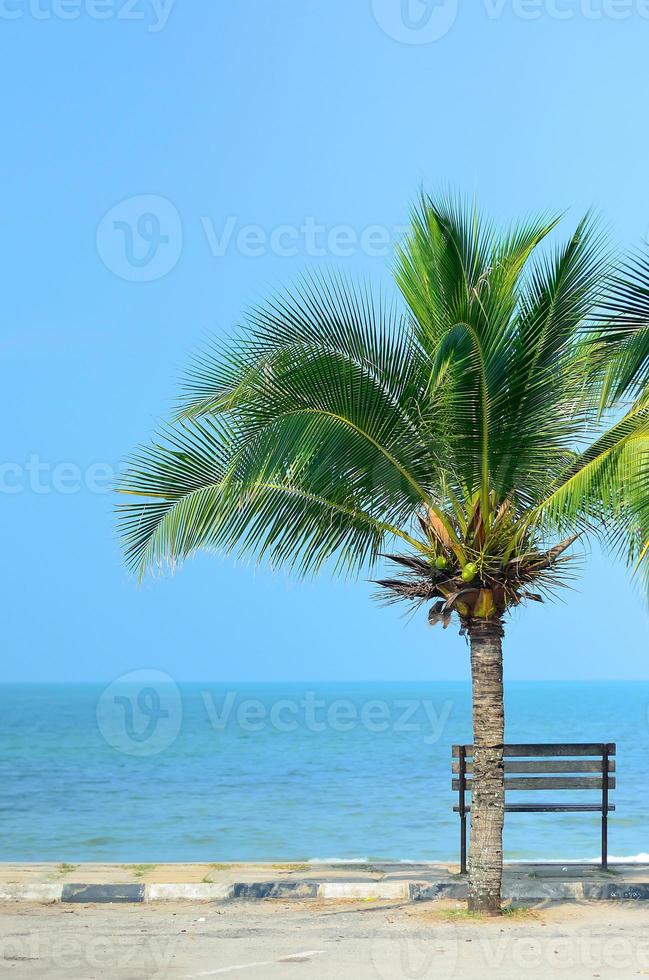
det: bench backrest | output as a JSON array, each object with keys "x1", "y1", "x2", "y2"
[{"x1": 452, "y1": 743, "x2": 616, "y2": 795}]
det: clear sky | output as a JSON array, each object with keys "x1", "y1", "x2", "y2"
[{"x1": 2, "y1": 0, "x2": 648, "y2": 682}]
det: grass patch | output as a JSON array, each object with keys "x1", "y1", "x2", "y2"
[
  {"x1": 427, "y1": 904, "x2": 540, "y2": 923},
  {"x1": 271, "y1": 863, "x2": 310, "y2": 873},
  {"x1": 129, "y1": 864, "x2": 156, "y2": 879},
  {"x1": 502, "y1": 905, "x2": 539, "y2": 919},
  {"x1": 434, "y1": 908, "x2": 488, "y2": 922},
  {"x1": 56, "y1": 863, "x2": 77, "y2": 875}
]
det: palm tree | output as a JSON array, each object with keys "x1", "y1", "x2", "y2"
[{"x1": 117, "y1": 196, "x2": 649, "y2": 914}]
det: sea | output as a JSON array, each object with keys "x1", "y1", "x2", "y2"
[{"x1": 1, "y1": 681, "x2": 647, "y2": 864}]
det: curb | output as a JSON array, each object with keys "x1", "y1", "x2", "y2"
[
  {"x1": 147, "y1": 883, "x2": 233, "y2": 902},
  {"x1": 0, "y1": 884, "x2": 63, "y2": 904},
  {"x1": 2, "y1": 879, "x2": 649, "y2": 905},
  {"x1": 61, "y1": 884, "x2": 146, "y2": 904},
  {"x1": 319, "y1": 882, "x2": 409, "y2": 901}
]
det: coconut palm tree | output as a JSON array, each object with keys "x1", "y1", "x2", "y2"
[{"x1": 117, "y1": 196, "x2": 649, "y2": 914}]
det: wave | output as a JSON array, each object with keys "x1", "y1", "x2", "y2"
[
  {"x1": 308, "y1": 857, "x2": 370, "y2": 864},
  {"x1": 508, "y1": 854, "x2": 649, "y2": 865},
  {"x1": 308, "y1": 854, "x2": 649, "y2": 865}
]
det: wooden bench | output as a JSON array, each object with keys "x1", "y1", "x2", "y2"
[{"x1": 452, "y1": 743, "x2": 616, "y2": 874}]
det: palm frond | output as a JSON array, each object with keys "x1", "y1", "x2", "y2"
[
  {"x1": 117, "y1": 415, "x2": 421, "y2": 579},
  {"x1": 599, "y1": 250, "x2": 649, "y2": 403},
  {"x1": 117, "y1": 192, "x2": 649, "y2": 615}
]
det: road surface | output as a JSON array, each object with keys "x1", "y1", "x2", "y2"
[{"x1": 1, "y1": 898, "x2": 648, "y2": 978}]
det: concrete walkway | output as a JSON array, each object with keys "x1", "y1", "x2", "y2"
[
  {"x1": 1, "y1": 862, "x2": 648, "y2": 903},
  {"x1": 3, "y1": 900, "x2": 649, "y2": 979}
]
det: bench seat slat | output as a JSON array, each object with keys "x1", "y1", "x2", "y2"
[
  {"x1": 452, "y1": 743, "x2": 615, "y2": 757},
  {"x1": 454, "y1": 804, "x2": 616, "y2": 813},
  {"x1": 452, "y1": 776, "x2": 616, "y2": 791},
  {"x1": 452, "y1": 760, "x2": 615, "y2": 774}
]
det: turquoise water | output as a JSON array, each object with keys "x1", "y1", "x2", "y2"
[{"x1": 1, "y1": 681, "x2": 648, "y2": 863}]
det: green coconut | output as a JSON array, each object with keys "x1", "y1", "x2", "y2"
[{"x1": 461, "y1": 563, "x2": 478, "y2": 583}]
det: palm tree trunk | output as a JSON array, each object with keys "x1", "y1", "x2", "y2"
[{"x1": 466, "y1": 618, "x2": 505, "y2": 914}]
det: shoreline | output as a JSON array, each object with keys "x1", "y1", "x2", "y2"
[{"x1": 4, "y1": 853, "x2": 649, "y2": 866}]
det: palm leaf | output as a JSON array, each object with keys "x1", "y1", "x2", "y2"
[{"x1": 117, "y1": 193, "x2": 648, "y2": 603}]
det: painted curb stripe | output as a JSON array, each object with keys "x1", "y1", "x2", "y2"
[
  {"x1": 147, "y1": 883, "x2": 234, "y2": 902},
  {"x1": 0, "y1": 879, "x2": 647, "y2": 904},
  {"x1": 409, "y1": 881, "x2": 586, "y2": 901},
  {"x1": 0, "y1": 883, "x2": 62, "y2": 903},
  {"x1": 232, "y1": 882, "x2": 318, "y2": 900},
  {"x1": 409, "y1": 881, "x2": 467, "y2": 901},
  {"x1": 318, "y1": 882, "x2": 409, "y2": 900},
  {"x1": 583, "y1": 882, "x2": 649, "y2": 900},
  {"x1": 61, "y1": 883, "x2": 145, "y2": 903}
]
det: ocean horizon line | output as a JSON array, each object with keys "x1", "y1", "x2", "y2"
[{"x1": 3, "y1": 678, "x2": 649, "y2": 686}]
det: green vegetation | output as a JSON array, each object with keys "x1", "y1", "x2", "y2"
[
  {"x1": 56, "y1": 863, "x2": 77, "y2": 875},
  {"x1": 271, "y1": 863, "x2": 311, "y2": 872},
  {"x1": 129, "y1": 864, "x2": 156, "y2": 879}
]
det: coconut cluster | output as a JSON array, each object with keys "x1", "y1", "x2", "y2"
[{"x1": 374, "y1": 535, "x2": 577, "y2": 631}]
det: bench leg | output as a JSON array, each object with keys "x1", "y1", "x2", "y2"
[
  {"x1": 460, "y1": 813, "x2": 467, "y2": 875},
  {"x1": 602, "y1": 746, "x2": 609, "y2": 871}
]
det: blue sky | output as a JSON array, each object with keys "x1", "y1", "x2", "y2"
[{"x1": 2, "y1": 0, "x2": 648, "y2": 682}]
